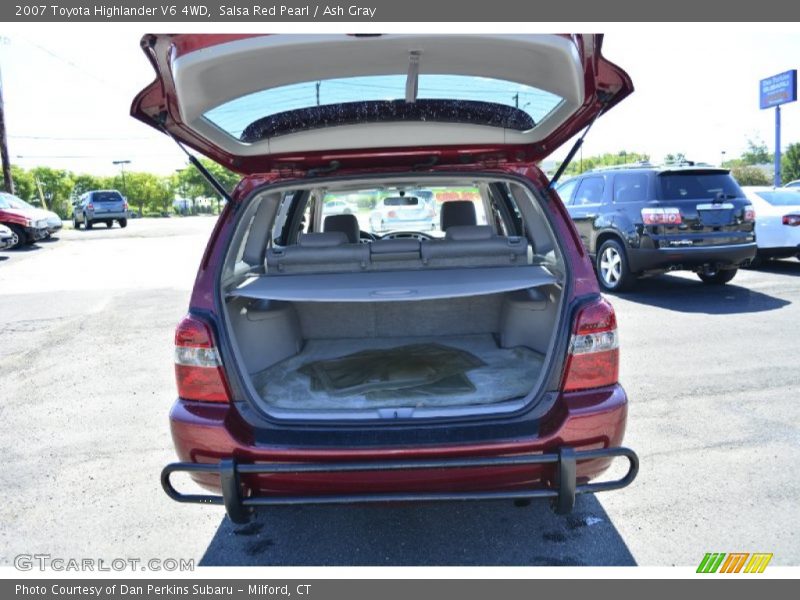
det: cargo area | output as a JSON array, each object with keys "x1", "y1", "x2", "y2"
[{"x1": 225, "y1": 286, "x2": 561, "y2": 415}]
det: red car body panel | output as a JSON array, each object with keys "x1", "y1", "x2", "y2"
[{"x1": 170, "y1": 385, "x2": 627, "y2": 496}]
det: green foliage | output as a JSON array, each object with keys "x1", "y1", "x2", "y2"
[
  {"x1": 781, "y1": 142, "x2": 800, "y2": 183},
  {"x1": 664, "y1": 152, "x2": 687, "y2": 164},
  {"x1": 741, "y1": 138, "x2": 773, "y2": 165},
  {"x1": 557, "y1": 150, "x2": 650, "y2": 176},
  {"x1": 730, "y1": 165, "x2": 771, "y2": 186},
  {"x1": 29, "y1": 167, "x2": 75, "y2": 218}
]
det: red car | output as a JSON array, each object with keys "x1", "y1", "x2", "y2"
[
  {"x1": 0, "y1": 192, "x2": 50, "y2": 249},
  {"x1": 133, "y1": 34, "x2": 638, "y2": 524}
]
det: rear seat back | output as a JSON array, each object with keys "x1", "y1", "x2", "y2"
[
  {"x1": 268, "y1": 227, "x2": 528, "y2": 274},
  {"x1": 267, "y1": 232, "x2": 369, "y2": 273},
  {"x1": 421, "y1": 225, "x2": 528, "y2": 267}
]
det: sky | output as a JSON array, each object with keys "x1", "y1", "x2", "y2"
[{"x1": 1, "y1": 26, "x2": 799, "y2": 177}]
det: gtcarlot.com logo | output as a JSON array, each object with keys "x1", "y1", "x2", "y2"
[
  {"x1": 14, "y1": 554, "x2": 195, "y2": 572},
  {"x1": 696, "y1": 552, "x2": 773, "y2": 573}
]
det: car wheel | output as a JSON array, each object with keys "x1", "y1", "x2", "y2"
[
  {"x1": 119, "y1": 218, "x2": 127, "y2": 228},
  {"x1": 7, "y1": 224, "x2": 27, "y2": 249},
  {"x1": 698, "y1": 268, "x2": 738, "y2": 285},
  {"x1": 105, "y1": 220, "x2": 113, "y2": 228},
  {"x1": 596, "y1": 239, "x2": 635, "y2": 292},
  {"x1": 85, "y1": 215, "x2": 93, "y2": 230}
]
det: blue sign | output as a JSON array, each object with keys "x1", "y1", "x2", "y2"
[{"x1": 760, "y1": 70, "x2": 797, "y2": 109}]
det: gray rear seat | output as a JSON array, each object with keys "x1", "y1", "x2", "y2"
[
  {"x1": 267, "y1": 232, "x2": 369, "y2": 273},
  {"x1": 421, "y1": 225, "x2": 528, "y2": 267}
]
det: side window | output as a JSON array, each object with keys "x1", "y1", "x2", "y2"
[
  {"x1": 555, "y1": 179, "x2": 579, "y2": 205},
  {"x1": 573, "y1": 177, "x2": 605, "y2": 206},
  {"x1": 613, "y1": 173, "x2": 649, "y2": 203}
]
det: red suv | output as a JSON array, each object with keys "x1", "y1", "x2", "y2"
[{"x1": 133, "y1": 34, "x2": 638, "y2": 524}]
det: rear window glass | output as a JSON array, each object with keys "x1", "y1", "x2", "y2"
[
  {"x1": 204, "y1": 74, "x2": 564, "y2": 139},
  {"x1": 613, "y1": 173, "x2": 649, "y2": 203},
  {"x1": 93, "y1": 192, "x2": 123, "y2": 202},
  {"x1": 658, "y1": 173, "x2": 743, "y2": 200},
  {"x1": 573, "y1": 177, "x2": 605, "y2": 206},
  {"x1": 753, "y1": 190, "x2": 800, "y2": 206}
]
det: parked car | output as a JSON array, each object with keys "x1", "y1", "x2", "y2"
[
  {"x1": 0, "y1": 195, "x2": 62, "y2": 238},
  {"x1": 556, "y1": 165, "x2": 757, "y2": 291},
  {"x1": 133, "y1": 33, "x2": 639, "y2": 524},
  {"x1": 742, "y1": 186, "x2": 800, "y2": 264},
  {"x1": 783, "y1": 180, "x2": 800, "y2": 189},
  {"x1": 322, "y1": 198, "x2": 357, "y2": 216},
  {"x1": 0, "y1": 192, "x2": 50, "y2": 249},
  {"x1": 72, "y1": 190, "x2": 128, "y2": 229},
  {"x1": 369, "y1": 193, "x2": 438, "y2": 232},
  {"x1": 0, "y1": 223, "x2": 14, "y2": 250}
]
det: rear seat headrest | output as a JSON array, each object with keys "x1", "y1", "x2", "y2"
[
  {"x1": 324, "y1": 214, "x2": 360, "y2": 244},
  {"x1": 445, "y1": 225, "x2": 493, "y2": 241},
  {"x1": 297, "y1": 231, "x2": 348, "y2": 247},
  {"x1": 440, "y1": 200, "x2": 477, "y2": 230}
]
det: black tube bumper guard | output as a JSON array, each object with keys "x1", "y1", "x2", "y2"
[{"x1": 161, "y1": 446, "x2": 639, "y2": 524}]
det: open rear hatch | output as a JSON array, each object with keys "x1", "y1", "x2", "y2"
[{"x1": 131, "y1": 34, "x2": 632, "y2": 174}]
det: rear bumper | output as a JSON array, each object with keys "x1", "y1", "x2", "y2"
[
  {"x1": 87, "y1": 212, "x2": 127, "y2": 220},
  {"x1": 627, "y1": 242, "x2": 757, "y2": 273},
  {"x1": 163, "y1": 384, "x2": 635, "y2": 522}
]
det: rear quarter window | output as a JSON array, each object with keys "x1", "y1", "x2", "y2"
[{"x1": 613, "y1": 173, "x2": 649, "y2": 203}]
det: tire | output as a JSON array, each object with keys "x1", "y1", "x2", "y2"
[
  {"x1": 119, "y1": 218, "x2": 127, "y2": 228},
  {"x1": 595, "y1": 239, "x2": 635, "y2": 292},
  {"x1": 698, "y1": 268, "x2": 738, "y2": 285},
  {"x1": 84, "y1": 215, "x2": 93, "y2": 230},
  {"x1": 105, "y1": 220, "x2": 113, "y2": 228},
  {"x1": 6, "y1": 224, "x2": 27, "y2": 249}
]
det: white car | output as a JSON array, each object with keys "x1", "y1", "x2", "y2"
[
  {"x1": 742, "y1": 186, "x2": 800, "y2": 264},
  {"x1": 322, "y1": 198, "x2": 357, "y2": 216},
  {"x1": 0, "y1": 223, "x2": 14, "y2": 250},
  {"x1": 3, "y1": 195, "x2": 62, "y2": 238}
]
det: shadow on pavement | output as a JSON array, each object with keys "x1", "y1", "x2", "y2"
[
  {"x1": 199, "y1": 495, "x2": 635, "y2": 566},
  {"x1": 748, "y1": 258, "x2": 800, "y2": 276},
  {"x1": 610, "y1": 273, "x2": 790, "y2": 314}
]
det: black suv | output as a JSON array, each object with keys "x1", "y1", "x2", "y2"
[{"x1": 556, "y1": 164, "x2": 757, "y2": 291}]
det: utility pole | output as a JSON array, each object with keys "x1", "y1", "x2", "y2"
[
  {"x1": 0, "y1": 62, "x2": 14, "y2": 194},
  {"x1": 512, "y1": 93, "x2": 519, "y2": 108},
  {"x1": 112, "y1": 159, "x2": 132, "y2": 213},
  {"x1": 316, "y1": 81, "x2": 321, "y2": 106}
]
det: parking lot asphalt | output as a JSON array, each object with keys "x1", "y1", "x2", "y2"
[{"x1": 1, "y1": 217, "x2": 798, "y2": 567}]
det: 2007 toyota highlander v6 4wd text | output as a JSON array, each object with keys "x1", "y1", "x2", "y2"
[{"x1": 132, "y1": 33, "x2": 639, "y2": 524}]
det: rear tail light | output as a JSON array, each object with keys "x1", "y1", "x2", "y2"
[
  {"x1": 562, "y1": 298, "x2": 619, "y2": 392},
  {"x1": 174, "y1": 314, "x2": 231, "y2": 403},
  {"x1": 123, "y1": 200, "x2": 129, "y2": 211},
  {"x1": 743, "y1": 205, "x2": 756, "y2": 222},
  {"x1": 387, "y1": 210, "x2": 398, "y2": 218},
  {"x1": 86, "y1": 203, "x2": 94, "y2": 211},
  {"x1": 641, "y1": 207, "x2": 682, "y2": 225},
  {"x1": 782, "y1": 214, "x2": 800, "y2": 226}
]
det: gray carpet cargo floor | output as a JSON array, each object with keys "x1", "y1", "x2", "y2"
[{"x1": 251, "y1": 334, "x2": 543, "y2": 411}]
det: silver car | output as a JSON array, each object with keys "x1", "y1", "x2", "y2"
[
  {"x1": 0, "y1": 223, "x2": 13, "y2": 250},
  {"x1": 369, "y1": 194, "x2": 437, "y2": 233},
  {"x1": 73, "y1": 190, "x2": 129, "y2": 229}
]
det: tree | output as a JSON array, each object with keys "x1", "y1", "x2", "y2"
[
  {"x1": 730, "y1": 165, "x2": 770, "y2": 186},
  {"x1": 3, "y1": 165, "x2": 36, "y2": 201},
  {"x1": 741, "y1": 138, "x2": 772, "y2": 165},
  {"x1": 664, "y1": 152, "x2": 687, "y2": 164},
  {"x1": 781, "y1": 142, "x2": 800, "y2": 183},
  {"x1": 557, "y1": 150, "x2": 650, "y2": 176},
  {"x1": 29, "y1": 167, "x2": 74, "y2": 218}
]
